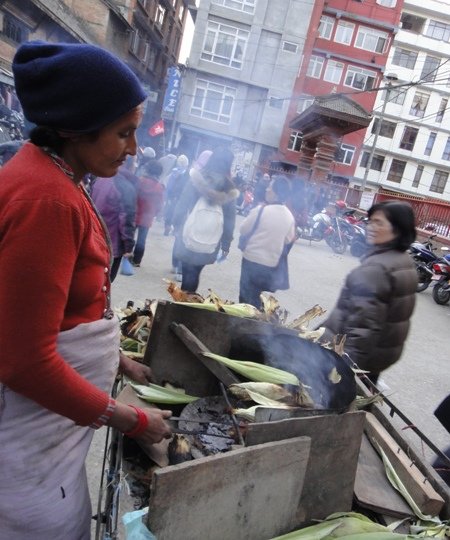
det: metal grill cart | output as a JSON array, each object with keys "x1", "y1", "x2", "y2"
[{"x1": 96, "y1": 300, "x2": 450, "y2": 540}]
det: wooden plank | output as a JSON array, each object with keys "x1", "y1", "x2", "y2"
[
  {"x1": 170, "y1": 322, "x2": 240, "y2": 387},
  {"x1": 365, "y1": 412, "x2": 445, "y2": 516},
  {"x1": 245, "y1": 411, "x2": 365, "y2": 523},
  {"x1": 355, "y1": 434, "x2": 414, "y2": 518},
  {"x1": 147, "y1": 436, "x2": 311, "y2": 540}
]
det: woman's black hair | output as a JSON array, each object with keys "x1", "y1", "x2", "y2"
[
  {"x1": 144, "y1": 158, "x2": 163, "y2": 178},
  {"x1": 368, "y1": 201, "x2": 416, "y2": 251},
  {"x1": 202, "y1": 145, "x2": 234, "y2": 177},
  {"x1": 271, "y1": 175, "x2": 291, "y2": 203},
  {"x1": 29, "y1": 126, "x2": 65, "y2": 154},
  {"x1": 30, "y1": 126, "x2": 100, "y2": 156}
]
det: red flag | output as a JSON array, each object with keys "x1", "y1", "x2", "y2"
[{"x1": 148, "y1": 119, "x2": 164, "y2": 136}]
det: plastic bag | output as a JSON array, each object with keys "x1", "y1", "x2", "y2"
[
  {"x1": 120, "y1": 257, "x2": 135, "y2": 276},
  {"x1": 122, "y1": 507, "x2": 156, "y2": 540}
]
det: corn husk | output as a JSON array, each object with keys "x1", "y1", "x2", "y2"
[
  {"x1": 287, "y1": 304, "x2": 327, "y2": 331},
  {"x1": 328, "y1": 367, "x2": 342, "y2": 384},
  {"x1": 175, "y1": 301, "x2": 262, "y2": 319},
  {"x1": 202, "y1": 352, "x2": 300, "y2": 385},
  {"x1": 269, "y1": 512, "x2": 408, "y2": 539},
  {"x1": 229, "y1": 382, "x2": 294, "y2": 402},
  {"x1": 130, "y1": 382, "x2": 199, "y2": 404}
]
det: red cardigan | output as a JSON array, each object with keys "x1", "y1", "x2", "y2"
[{"x1": 0, "y1": 143, "x2": 113, "y2": 425}]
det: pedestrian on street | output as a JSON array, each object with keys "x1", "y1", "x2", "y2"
[
  {"x1": 0, "y1": 41, "x2": 172, "y2": 539},
  {"x1": 253, "y1": 172, "x2": 271, "y2": 205},
  {"x1": 238, "y1": 175, "x2": 296, "y2": 308},
  {"x1": 132, "y1": 159, "x2": 165, "y2": 267},
  {"x1": 164, "y1": 154, "x2": 190, "y2": 236},
  {"x1": 91, "y1": 163, "x2": 138, "y2": 281},
  {"x1": 172, "y1": 146, "x2": 239, "y2": 292},
  {"x1": 321, "y1": 201, "x2": 417, "y2": 384},
  {"x1": 136, "y1": 145, "x2": 156, "y2": 176}
]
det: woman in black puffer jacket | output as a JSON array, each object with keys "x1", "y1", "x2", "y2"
[{"x1": 322, "y1": 201, "x2": 418, "y2": 384}]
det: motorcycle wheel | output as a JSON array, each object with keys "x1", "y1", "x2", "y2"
[
  {"x1": 414, "y1": 261, "x2": 431, "y2": 293},
  {"x1": 432, "y1": 282, "x2": 450, "y2": 305},
  {"x1": 328, "y1": 234, "x2": 347, "y2": 255}
]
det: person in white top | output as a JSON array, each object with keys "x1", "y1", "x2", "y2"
[{"x1": 239, "y1": 175, "x2": 296, "y2": 308}]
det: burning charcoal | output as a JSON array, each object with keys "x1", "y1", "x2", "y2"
[{"x1": 168, "y1": 434, "x2": 193, "y2": 465}]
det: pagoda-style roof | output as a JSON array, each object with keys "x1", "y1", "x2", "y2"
[{"x1": 289, "y1": 94, "x2": 372, "y2": 140}]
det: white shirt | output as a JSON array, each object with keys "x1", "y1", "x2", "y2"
[{"x1": 240, "y1": 204, "x2": 296, "y2": 267}]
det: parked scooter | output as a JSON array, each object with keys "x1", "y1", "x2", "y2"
[
  {"x1": 431, "y1": 252, "x2": 450, "y2": 305},
  {"x1": 408, "y1": 235, "x2": 440, "y2": 292}
]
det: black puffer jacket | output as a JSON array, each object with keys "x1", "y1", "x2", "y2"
[
  {"x1": 322, "y1": 244, "x2": 417, "y2": 374},
  {"x1": 172, "y1": 167, "x2": 239, "y2": 265}
]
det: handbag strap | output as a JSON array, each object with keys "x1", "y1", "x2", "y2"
[{"x1": 244, "y1": 205, "x2": 265, "y2": 242}]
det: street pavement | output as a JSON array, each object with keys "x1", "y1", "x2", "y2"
[{"x1": 88, "y1": 216, "x2": 450, "y2": 533}]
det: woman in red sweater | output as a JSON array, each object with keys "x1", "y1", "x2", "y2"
[{"x1": 0, "y1": 41, "x2": 172, "y2": 539}]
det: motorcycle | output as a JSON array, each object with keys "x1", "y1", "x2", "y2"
[
  {"x1": 296, "y1": 210, "x2": 347, "y2": 254},
  {"x1": 431, "y1": 253, "x2": 450, "y2": 305},
  {"x1": 408, "y1": 234, "x2": 440, "y2": 292}
]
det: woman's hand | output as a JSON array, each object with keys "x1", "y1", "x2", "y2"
[
  {"x1": 109, "y1": 402, "x2": 172, "y2": 443},
  {"x1": 119, "y1": 353, "x2": 152, "y2": 384},
  {"x1": 136, "y1": 408, "x2": 173, "y2": 445}
]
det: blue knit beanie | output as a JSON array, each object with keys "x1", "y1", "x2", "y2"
[{"x1": 12, "y1": 41, "x2": 147, "y2": 133}]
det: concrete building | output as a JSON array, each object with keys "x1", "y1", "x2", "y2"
[
  {"x1": 173, "y1": 0, "x2": 314, "y2": 178},
  {"x1": 276, "y1": 0, "x2": 403, "y2": 184},
  {"x1": 0, "y1": 0, "x2": 190, "y2": 145},
  {"x1": 353, "y1": 0, "x2": 450, "y2": 202}
]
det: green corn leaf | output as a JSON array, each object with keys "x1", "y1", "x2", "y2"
[
  {"x1": 202, "y1": 352, "x2": 300, "y2": 385},
  {"x1": 130, "y1": 382, "x2": 199, "y2": 404}
]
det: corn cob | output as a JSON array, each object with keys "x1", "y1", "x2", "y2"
[
  {"x1": 130, "y1": 382, "x2": 199, "y2": 404},
  {"x1": 203, "y1": 352, "x2": 300, "y2": 385}
]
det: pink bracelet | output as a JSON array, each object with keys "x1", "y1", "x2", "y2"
[{"x1": 123, "y1": 405, "x2": 149, "y2": 438}]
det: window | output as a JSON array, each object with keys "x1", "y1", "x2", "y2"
[
  {"x1": 335, "y1": 144, "x2": 355, "y2": 165},
  {"x1": 288, "y1": 131, "x2": 302, "y2": 152},
  {"x1": 436, "y1": 98, "x2": 448, "y2": 123},
  {"x1": 420, "y1": 55, "x2": 440, "y2": 83},
  {"x1": 211, "y1": 0, "x2": 256, "y2": 13},
  {"x1": 269, "y1": 97, "x2": 283, "y2": 109},
  {"x1": 399, "y1": 126, "x2": 419, "y2": 150},
  {"x1": 430, "y1": 170, "x2": 448, "y2": 194},
  {"x1": 130, "y1": 31, "x2": 151, "y2": 63},
  {"x1": 202, "y1": 20, "x2": 249, "y2": 69},
  {"x1": 392, "y1": 48, "x2": 417, "y2": 69},
  {"x1": 282, "y1": 41, "x2": 298, "y2": 53},
  {"x1": 401, "y1": 13, "x2": 426, "y2": 34},
  {"x1": 138, "y1": 0, "x2": 151, "y2": 11},
  {"x1": 306, "y1": 55, "x2": 324, "y2": 78},
  {"x1": 318, "y1": 15, "x2": 334, "y2": 39},
  {"x1": 426, "y1": 20, "x2": 450, "y2": 42},
  {"x1": 355, "y1": 26, "x2": 388, "y2": 53},
  {"x1": 323, "y1": 60, "x2": 343, "y2": 84},
  {"x1": 409, "y1": 91, "x2": 429, "y2": 118},
  {"x1": 334, "y1": 21, "x2": 354, "y2": 45},
  {"x1": 372, "y1": 119, "x2": 396, "y2": 138},
  {"x1": 2, "y1": 14, "x2": 28, "y2": 44},
  {"x1": 425, "y1": 132, "x2": 437, "y2": 156},
  {"x1": 344, "y1": 66, "x2": 376, "y2": 90},
  {"x1": 387, "y1": 159, "x2": 406, "y2": 183},
  {"x1": 191, "y1": 78, "x2": 236, "y2": 123},
  {"x1": 155, "y1": 4, "x2": 166, "y2": 27},
  {"x1": 296, "y1": 95, "x2": 314, "y2": 113},
  {"x1": 376, "y1": 0, "x2": 396, "y2": 6},
  {"x1": 442, "y1": 137, "x2": 450, "y2": 160},
  {"x1": 412, "y1": 165, "x2": 424, "y2": 188},
  {"x1": 382, "y1": 85, "x2": 405, "y2": 105},
  {"x1": 361, "y1": 152, "x2": 385, "y2": 171}
]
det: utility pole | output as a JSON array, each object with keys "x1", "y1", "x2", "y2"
[{"x1": 361, "y1": 73, "x2": 398, "y2": 191}]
